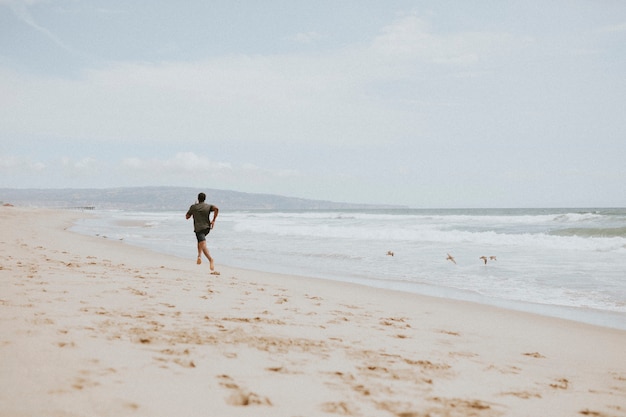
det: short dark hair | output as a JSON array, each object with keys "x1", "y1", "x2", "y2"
[{"x1": 198, "y1": 192, "x2": 206, "y2": 202}]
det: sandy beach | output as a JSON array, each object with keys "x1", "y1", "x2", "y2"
[{"x1": 1, "y1": 207, "x2": 625, "y2": 417}]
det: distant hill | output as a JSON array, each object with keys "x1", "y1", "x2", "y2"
[{"x1": 0, "y1": 187, "x2": 406, "y2": 211}]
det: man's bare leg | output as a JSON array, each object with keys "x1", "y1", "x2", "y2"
[{"x1": 198, "y1": 241, "x2": 215, "y2": 271}]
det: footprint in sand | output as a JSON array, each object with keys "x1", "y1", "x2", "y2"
[
  {"x1": 438, "y1": 329, "x2": 460, "y2": 336},
  {"x1": 217, "y1": 375, "x2": 272, "y2": 406},
  {"x1": 579, "y1": 409, "x2": 613, "y2": 416},
  {"x1": 550, "y1": 378, "x2": 570, "y2": 389},
  {"x1": 321, "y1": 401, "x2": 354, "y2": 415},
  {"x1": 500, "y1": 390, "x2": 542, "y2": 399},
  {"x1": 523, "y1": 352, "x2": 546, "y2": 359}
]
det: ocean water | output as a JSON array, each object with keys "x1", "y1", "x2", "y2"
[{"x1": 70, "y1": 208, "x2": 626, "y2": 330}]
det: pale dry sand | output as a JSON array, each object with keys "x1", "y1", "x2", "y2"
[{"x1": 1, "y1": 207, "x2": 625, "y2": 417}]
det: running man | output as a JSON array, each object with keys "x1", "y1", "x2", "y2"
[{"x1": 186, "y1": 192, "x2": 219, "y2": 272}]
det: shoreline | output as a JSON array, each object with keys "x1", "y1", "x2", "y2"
[
  {"x1": 72, "y1": 209, "x2": 626, "y2": 332},
  {"x1": 206, "y1": 261, "x2": 626, "y2": 333},
  {"x1": 1, "y1": 207, "x2": 625, "y2": 416}
]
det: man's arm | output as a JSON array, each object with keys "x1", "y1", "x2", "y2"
[{"x1": 211, "y1": 207, "x2": 219, "y2": 227}]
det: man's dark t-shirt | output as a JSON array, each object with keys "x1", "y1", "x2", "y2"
[{"x1": 187, "y1": 202, "x2": 216, "y2": 232}]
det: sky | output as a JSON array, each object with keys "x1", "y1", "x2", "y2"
[{"x1": 1, "y1": 0, "x2": 625, "y2": 208}]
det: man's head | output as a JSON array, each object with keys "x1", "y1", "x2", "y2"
[{"x1": 198, "y1": 192, "x2": 206, "y2": 202}]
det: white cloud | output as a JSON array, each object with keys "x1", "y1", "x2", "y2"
[
  {"x1": 61, "y1": 156, "x2": 97, "y2": 170},
  {"x1": 120, "y1": 153, "x2": 301, "y2": 189},
  {"x1": 371, "y1": 14, "x2": 481, "y2": 65},
  {"x1": 0, "y1": 154, "x2": 45, "y2": 171},
  {"x1": 0, "y1": 11, "x2": 531, "y2": 151},
  {"x1": 60, "y1": 156, "x2": 99, "y2": 179},
  {"x1": 599, "y1": 21, "x2": 626, "y2": 33},
  {"x1": 0, "y1": 155, "x2": 47, "y2": 187},
  {"x1": 0, "y1": 56, "x2": 405, "y2": 146},
  {"x1": 371, "y1": 13, "x2": 524, "y2": 68},
  {"x1": 122, "y1": 153, "x2": 232, "y2": 174},
  {"x1": 241, "y1": 163, "x2": 299, "y2": 178},
  {"x1": 289, "y1": 31, "x2": 324, "y2": 44}
]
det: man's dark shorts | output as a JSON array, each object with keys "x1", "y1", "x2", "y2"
[{"x1": 195, "y1": 228, "x2": 211, "y2": 243}]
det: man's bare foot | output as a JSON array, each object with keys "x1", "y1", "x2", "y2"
[
  {"x1": 211, "y1": 271, "x2": 220, "y2": 275},
  {"x1": 209, "y1": 259, "x2": 215, "y2": 271},
  {"x1": 197, "y1": 257, "x2": 201, "y2": 265}
]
